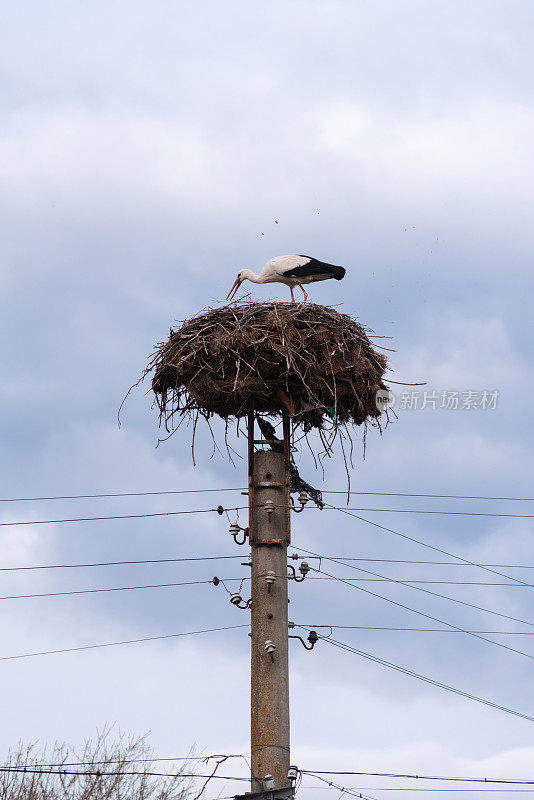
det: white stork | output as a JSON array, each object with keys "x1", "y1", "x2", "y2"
[{"x1": 226, "y1": 255, "x2": 346, "y2": 303}]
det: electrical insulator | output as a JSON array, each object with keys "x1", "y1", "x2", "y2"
[
  {"x1": 307, "y1": 630, "x2": 319, "y2": 646},
  {"x1": 230, "y1": 592, "x2": 243, "y2": 606},
  {"x1": 288, "y1": 766, "x2": 299, "y2": 781},
  {"x1": 265, "y1": 571, "x2": 276, "y2": 592},
  {"x1": 228, "y1": 522, "x2": 248, "y2": 545},
  {"x1": 299, "y1": 560, "x2": 310, "y2": 577},
  {"x1": 264, "y1": 640, "x2": 276, "y2": 662},
  {"x1": 264, "y1": 500, "x2": 275, "y2": 517},
  {"x1": 263, "y1": 775, "x2": 276, "y2": 790},
  {"x1": 298, "y1": 491, "x2": 309, "y2": 506}
]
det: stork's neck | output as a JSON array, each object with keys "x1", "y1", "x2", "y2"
[{"x1": 241, "y1": 268, "x2": 262, "y2": 284}]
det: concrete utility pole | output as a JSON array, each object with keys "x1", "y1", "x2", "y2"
[{"x1": 247, "y1": 410, "x2": 292, "y2": 797}]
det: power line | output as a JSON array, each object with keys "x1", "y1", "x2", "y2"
[
  {"x1": 4, "y1": 756, "x2": 533, "y2": 789},
  {"x1": 0, "y1": 507, "x2": 247, "y2": 527},
  {"x1": 4, "y1": 773, "x2": 531, "y2": 791},
  {"x1": 321, "y1": 491, "x2": 534, "y2": 503},
  {"x1": 322, "y1": 506, "x2": 534, "y2": 520},
  {"x1": 20, "y1": 570, "x2": 513, "y2": 602},
  {"x1": 296, "y1": 537, "x2": 534, "y2": 671},
  {"x1": 306, "y1": 577, "x2": 534, "y2": 587},
  {"x1": 303, "y1": 772, "x2": 378, "y2": 800},
  {"x1": 3, "y1": 502, "x2": 534, "y2": 529},
  {"x1": 300, "y1": 629, "x2": 534, "y2": 723},
  {"x1": 301, "y1": 771, "x2": 534, "y2": 786},
  {"x1": 310, "y1": 558, "x2": 534, "y2": 569},
  {"x1": 0, "y1": 624, "x2": 248, "y2": 662},
  {"x1": 277, "y1": 504, "x2": 534, "y2": 520},
  {"x1": 0, "y1": 488, "x2": 246, "y2": 503},
  {"x1": 0, "y1": 555, "x2": 244, "y2": 573},
  {"x1": 322, "y1": 506, "x2": 534, "y2": 589},
  {"x1": 294, "y1": 554, "x2": 534, "y2": 663},
  {"x1": 0, "y1": 766, "x2": 248, "y2": 780},
  {"x1": 297, "y1": 548, "x2": 534, "y2": 628},
  {"x1": 4, "y1": 488, "x2": 534, "y2": 504},
  {"x1": 8, "y1": 756, "x2": 219, "y2": 767},
  {"x1": 2, "y1": 751, "x2": 276, "y2": 778},
  {"x1": 304, "y1": 787, "x2": 534, "y2": 793},
  {"x1": 293, "y1": 625, "x2": 534, "y2": 635},
  {"x1": 5, "y1": 556, "x2": 534, "y2": 576},
  {"x1": 5, "y1": 555, "x2": 534, "y2": 575},
  {"x1": 258, "y1": 572, "x2": 534, "y2": 590},
  {"x1": 0, "y1": 753, "x2": 254, "y2": 769},
  {"x1": 0, "y1": 578, "x2": 245, "y2": 602},
  {"x1": 6, "y1": 758, "x2": 199, "y2": 768}
]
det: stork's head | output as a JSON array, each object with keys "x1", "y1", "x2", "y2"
[{"x1": 226, "y1": 270, "x2": 246, "y2": 300}]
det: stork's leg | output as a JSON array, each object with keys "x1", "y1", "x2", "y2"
[
  {"x1": 298, "y1": 283, "x2": 308, "y2": 303},
  {"x1": 290, "y1": 286, "x2": 295, "y2": 302}
]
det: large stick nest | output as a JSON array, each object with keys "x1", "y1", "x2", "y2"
[{"x1": 148, "y1": 302, "x2": 388, "y2": 434}]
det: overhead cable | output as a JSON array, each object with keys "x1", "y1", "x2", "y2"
[
  {"x1": 295, "y1": 625, "x2": 534, "y2": 636},
  {"x1": 302, "y1": 770, "x2": 534, "y2": 786},
  {"x1": 0, "y1": 507, "x2": 247, "y2": 527},
  {"x1": 0, "y1": 578, "x2": 244, "y2": 602},
  {"x1": 0, "y1": 555, "x2": 244, "y2": 573},
  {"x1": 322, "y1": 505, "x2": 534, "y2": 589},
  {"x1": 5, "y1": 555, "x2": 534, "y2": 574},
  {"x1": 3, "y1": 488, "x2": 534, "y2": 504},
  {"x1": 296, "y1": 547, "x2": 534, "y2": 628},
  {"x1": 1, "y1": 755, "x2": 240, "y2": 768},
  {"x1": 322, "y1": 506, "x2": 534, "y2": 519},
  {"x1": 306, "y1": 577, "x2": 534, "y2": 587},
  {"x1": 321, "y1": 491, "x2": 534, "y2": 502},
  {"x1": 302, "y1": 772, "x2": 378, "y2": 800},
  {"x1": 0, "y1": 488, "x2": 246, "y2": 503},
  {"x1": 293, "y1": 554, "x2": 534, "y2": 663},
  {"x1": 0, "y1": 767, "x2": 248, "y2": 780},
  {"x1": 0, "y1": 624, "x2": 249, "y2": 662},
  {"x1": 3, "y1": 502, "x2": 533, "y2": 528},
  {"x1": 302, "y1": 786, "x2": 534, "y2": 793},
  {"x1": 299, "y1": 629, "x2": 534, "y2": 723},
  {"x1": 314, "y1": 558, "x2": 534, "y2": 569}
]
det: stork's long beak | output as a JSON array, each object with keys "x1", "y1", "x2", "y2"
[{"x1": 226, "y1": 277, "x2": 242, "y2": 300}]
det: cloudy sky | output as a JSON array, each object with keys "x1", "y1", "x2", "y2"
[{"x1": 1, "y1": 1, "x2": 534, "y2": 797}]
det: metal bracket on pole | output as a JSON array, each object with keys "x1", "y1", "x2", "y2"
[{"x1": 234, "y1": 787, "x2": 294, "y2": 800}]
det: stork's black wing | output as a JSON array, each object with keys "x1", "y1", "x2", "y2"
[{"x1": 283, "y1": 256, "x2": 346, "y2": 280}]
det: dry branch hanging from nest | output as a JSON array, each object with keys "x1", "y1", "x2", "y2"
[{"x1": 147, "y1": 302, "x2": 388, "y2": 437}]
